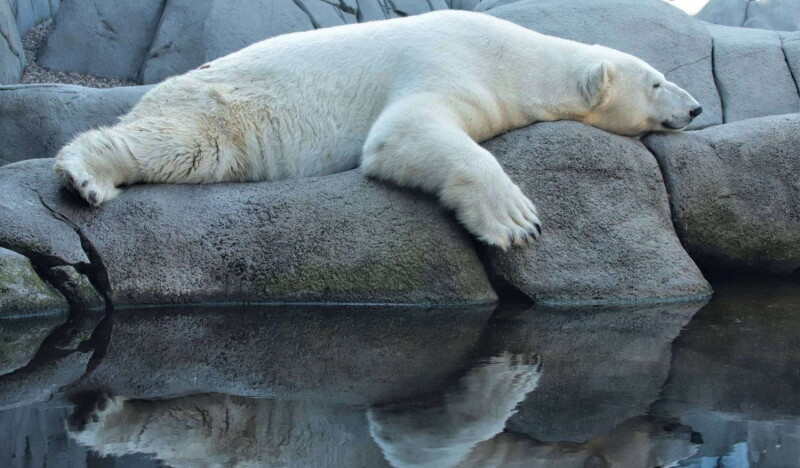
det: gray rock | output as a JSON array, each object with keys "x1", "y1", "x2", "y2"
[
  {"x1": 784, "y1": 32, "x2": 800, "y2": 93},
  {"x1": 141, "y1": 0, "x2": 444, "y2": 84},
  {"x1": 72, "y1": 304, "x2": 493, "y2": 402},
  {"x1": 708, "y1": 25, "x2": 800, "y2": 123},
  {"x1": 0, "y1": 0, "x2": 24, "y2": 85},
  {"x1": 0, "y1": 158, "x2": 497, "y2": 307},
  {"x1": 485, "y1": 0, "x2": 722, "y2": 129},
  {"x1": 37, "y1": 0, "x2": 165, "y2": 81},
  {"x1": 481, "y1": 121, "x2": 711, "y2": 304},
  {"x1": 0, "y1": 351, "x2": 91, "y2": 410},
  {"x1": 643, "y1": 114, "x2": 800, "y2": 275},
  {"x1": 744, "y1": 0, "x2": 800, "y2": 31},
  {"x1": 0, "y1": 247, "x2": 66, "y2": 318},
  {"x1": 0, "y1": 84, "x2": 152, "y2": 166},
  {"x1": 7, "y1": 0, "x2": 59, "y2": 36},
  {"x1": 695, "y1": 0, "x2": 749, "y2": 27},
  {"x1": 0, "y1": 315, "x2": 65, "y2": 376},
  {"x1": 492, "y1": 301, "x2": 704, "y2": 442}
]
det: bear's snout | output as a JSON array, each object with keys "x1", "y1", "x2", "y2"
[{"x1": 689, "y1": 105, "x2": 703, "y2": 119}]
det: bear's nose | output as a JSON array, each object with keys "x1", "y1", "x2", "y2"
[{"x1": 689, "y1": 106, "x2": 703, "y2": 118}]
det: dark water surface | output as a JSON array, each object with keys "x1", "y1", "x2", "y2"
[{"x1": 0, "y1": 279, "x2": 798, "y2": 467}]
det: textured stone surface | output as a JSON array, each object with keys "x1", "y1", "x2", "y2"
[
  {"x1": 784, "y1": 32, "x2": 800, "y2": 94},
  {"x1": 0, "y1": 158, "x2": 497, "y2": 307},
  {"x1": 481, "y1": 121, "x2": 711, "y2": 304},
  {"x1": 644, "y1": 114, "x2": 800, "y2": 275},
  {"x1": 0, "y1": 247, "x2": 66, "y2": 318},
  {"x1": 698, "y1": 0, "x2": 800, "y2": 31},
  {"x1": 489, "y1": 301, "x2": 704, "y2": 442},
  {"x1": 708, "y1": 25, "x2": 800, "y2": 123},
  {"x1": 0, "y1": 315, "x2": 65, "y2": 376},
  {"x1": 485, "y1": 0, "x2": 722, "y2": 129},
  {"x1": 0, "y1": 351, "x2": 91, "y2": 410},
  {"x1": 0, "y1": 84, "x2": 151, "y2": 166},
  {"x1": 8, "y1": 0, "x2": 59, "y2": 35},
  {"x1": 72, "y1": 304, "x2": 493, "y2": 401},
  {"x1": 38, "y1": 0, "x2": 165, "y2": 81},
  {"x1": 141, "y1": 0, "x2": 447, "y2": 84},
  {"x1": 0, "y1": 0, "x2": 24, "y2": 84}
]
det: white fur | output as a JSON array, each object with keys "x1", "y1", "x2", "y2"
[{"x1": 53, "y1": 10, "x2": 700, "y2": 249}]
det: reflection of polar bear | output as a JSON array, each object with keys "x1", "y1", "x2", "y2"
[{"x1": 54, "y1": 10, "x2": 701, "y2": 249}]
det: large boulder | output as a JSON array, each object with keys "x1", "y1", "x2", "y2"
[
  {"x1": 697, "y1": 0, "x2": 800, "y2": 31},
  {"x1": 784, "y1": 32, "x2": 800, "y2": 93},
  {"x1": 0, "y1": 247, "x2": 66, "y2": 318},
  {"x1": 644, "y1": 114, "x2": 800, "y2": 275},
  {"x1": 0, "y1": 159, "x2": 497, "y2": 307},
  {"x1": 37, "y1": 0, "x2": 165, "y2": 81},
  {"x1": 0, "y1": 0, "x2": 24, "y2": 85},
  {"x1": 707, "y1": 25, "x2": 800, "y2": 123},
  {"x1": 481, "y1": 121, "x2": 711, "y2": 304},
  {"x1": 0, "y1": 84, "x2": 152, "y2": 166},
  {"x1": 7, "y1": 0, "x2": 59, "y2": 36},
  {"x1": 484, "y1": 0, "x2": 722, "y2": 129},
  {"x1": 140, "y1": 0, "x2": 448, "y2": 84}
]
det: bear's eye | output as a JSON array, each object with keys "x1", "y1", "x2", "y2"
[{"x1": 653, "y1": 83, "x2": 661, "y2": 89}]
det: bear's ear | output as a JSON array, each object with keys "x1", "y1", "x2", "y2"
[
  {"x1": 579, "y1": 61, "x2": 615, "y2": 108},
  {"x1": 584, "y1": 454, "x2": 611, "y2": 468}
]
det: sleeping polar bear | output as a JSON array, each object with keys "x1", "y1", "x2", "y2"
[{"x1": 54, "y1": 10, "x2": 702, "y2": 249}]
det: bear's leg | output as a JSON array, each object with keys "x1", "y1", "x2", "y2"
[{"x1": 361, "y1": 96, "x2": 541, "y2": 250}]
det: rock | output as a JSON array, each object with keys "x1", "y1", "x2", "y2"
[
  {"x1": 0, "y1": 158, "x2": 497, "y2": 307},
  {"x1": 485, "y1": 0, "x2": 722, "y2": 129},
  {"x1": 0, "y1": 315, "x2": 65, "y2": 376},
  {"x1": 708, "y1": 25, "x2": 800, "y2": 123},
  {"x1": 71, "y1": 304, "x2": 493, "y2": 401},
  {"x1": 141, "y1": 0, "x2": 445, "y2": 84},
  {"x1": 694, "y1": 0, "x2": 749, "y2": 27},
  {"x1": 0, "y1": 0, "x2": 24, "y2": 84},
  {"x1": 0, "y1": 247, "x2": 66, "y2": 318},
  {"x1": 0, "y1": 351, "x2": 91, "y2": 410},
  {"x1": 784, "y1": 32, "x2": 800, "y2": 93},
  {"x1": 7, "y1": 0, "x2": 59, "y2": 36},
  {"x1": 643, "y1": 114, "x2": 800, "y2": 275},
  {"x1": 489, "y1": 301, "x2": 704, "y2": 442},
  {"x1": 0, "y1": 84, "x2": 152, "y2": 166},
  {"x1": 37, "y1": 0, "x2": 165, "y2": 81},
  {"x1": 481, "y1": 121, "x2": 711, "y2": 304}
]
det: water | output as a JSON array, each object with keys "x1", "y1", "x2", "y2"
[{"x1": 0, "y1": 278, "x2": 797, "y2": 467}]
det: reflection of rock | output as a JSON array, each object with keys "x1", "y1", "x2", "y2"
[
  {"x1": 0, "y1": 351, "x2": 91, "y2": 410},
  {"x1": 653, "y1": 279, "x2": 800, "y2": 463},
  {"x1": 72, "y1": 305, "x2": 494, "y2": 402},
  {"x1": 487, "y1": 301, "x2": 705, "y2": 442},
  {"x1": 0, "y1": 315, "x2": 64, "y2": 376}
]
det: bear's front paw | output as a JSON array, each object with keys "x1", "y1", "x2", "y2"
[
  {"x1": 54, "y1": 159, "x2": 120, "y2": 207},
  {"x1": 66, "y1": 392, "x2": 124, "y2": 435},
  {"x1": 445, "y1": 176, "x2": 541, "y2": 250}
]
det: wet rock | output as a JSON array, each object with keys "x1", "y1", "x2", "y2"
[
  {"x1": 0, "y1": 315, "x2": 65, "y2": 376},
  {"x1": 37, "y1": 0, "x2": 165, "y2": 81},
  {"x1": 0, "y1": 247, "x2": 66, "y2": 318},
  {"x1": 481, "y1": 121, "x2": 711, "y2": 304},
  {"x1": 141, "y1": 0, "x2": 446, "y2": 84},
  {"x1": 485, "y1": 0, "x2": 722, "y2": 129},
  {"x1": 488, "y1": 301, "x2": 704, "y2": 442},
  {"x1": 0, "y1": 0, "x2": 24, "y2": 84},
  {"x1": 71, "y1": 305, "x2": 494, "y2": 402},
  {"x1": 0, "y1": 84, "x2": 152, "y2": 166},
  {"x1": 0, "y1": 351, "x2": 91, "y2": 410},
  {"x1": 7, "y1": 0, "x2": 59, "y2": 36},
  {"x1": 644, "y1": 114, "x2": 800, "y2": 275},
  {"x1": 708, "y1": 25, "x2": 800, "y2": 123},
  {"x1": 0, "y1": 159, "x2": 497, "y2": 307}
]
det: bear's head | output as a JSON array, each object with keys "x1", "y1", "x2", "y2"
[{"x1": 578, "y1": 47, "x2": 702, "y2": 136}]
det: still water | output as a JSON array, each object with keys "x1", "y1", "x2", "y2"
[{"x1": 0, "y1": 279, "x2": 797, "y2": 467}]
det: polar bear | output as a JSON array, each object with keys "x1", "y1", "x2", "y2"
[{"x1": 54, "y1": 10, "x2": 702, "y2": 249}]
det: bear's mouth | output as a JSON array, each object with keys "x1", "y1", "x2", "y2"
[{"x1": 661, "y1": 120, "x2": 685, "y2": 130}]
